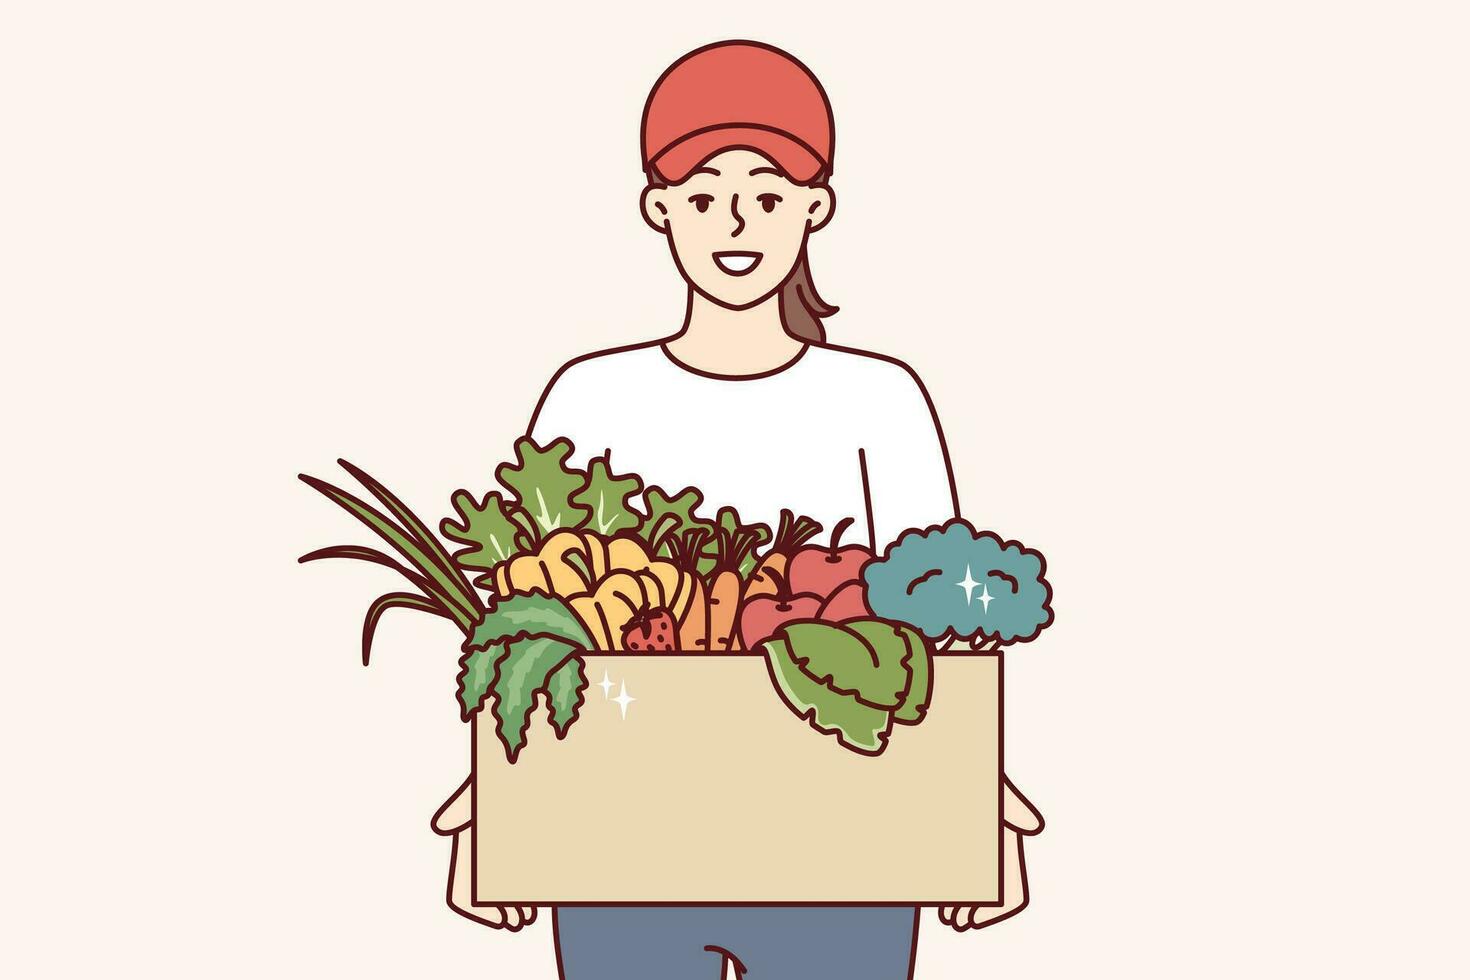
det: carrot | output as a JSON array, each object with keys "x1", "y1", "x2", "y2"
[
  {"x1": 708, "y1": 524, "x2": 764, "y2": 652},
  {"x1": 669, "y1": 529, "x2": 709, "y2": 651},
  {"x1": 745, "y1": 509, "x2": 823, "y2": 600},
  {"x1": 707, "y1": 573, "x2": 738, "y2": 651}
]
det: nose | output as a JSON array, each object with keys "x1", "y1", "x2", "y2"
[{"x1": 729, "y1": 193, "x2": 746, "y2": 238}]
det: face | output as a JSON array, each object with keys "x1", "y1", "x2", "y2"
[{"x1": 641, "y1": 148, "x2": 835, "y2": 309}]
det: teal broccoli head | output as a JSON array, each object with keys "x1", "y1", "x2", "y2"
[{"x1": 862, "y1": 519, "x2": 1053, "y2": 644}]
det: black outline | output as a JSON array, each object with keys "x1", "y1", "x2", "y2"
[
  {"x1": 988, "y1": 569, "x2": 1020, "y2": 594},
  {"x1": 905, "y1": 568, "x2": 942, "y2": 594},
  {"x1": 704, "y1": 944, "x2": 747, "y2": 979}
]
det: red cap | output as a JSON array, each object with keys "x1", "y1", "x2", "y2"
[{"x1": 642, "y1": 41, "x2": 834, "y2": 184}]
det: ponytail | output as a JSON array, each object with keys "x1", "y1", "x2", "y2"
[{"x1": 779, "y1": 249, "x2": 837, "y2": 343}]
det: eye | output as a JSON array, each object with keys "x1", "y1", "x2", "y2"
[
  {"x1": 758, "y1": 193, "x2": 782, "y2": 213},
  {"x1": 688, "y1": 194, "x2": 714, "y2": 213}
]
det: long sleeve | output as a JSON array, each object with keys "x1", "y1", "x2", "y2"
[{"x1": 861, "y1": 364, "x2": 959, "y2": 550}]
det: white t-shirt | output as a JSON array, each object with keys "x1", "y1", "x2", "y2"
[{"x1": 528, "y1": 342, "x2": 958, "y2": 550}]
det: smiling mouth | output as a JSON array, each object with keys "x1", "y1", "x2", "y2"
[{"x1": 713, "y1": 251, "x2": 763, "y2": 276}]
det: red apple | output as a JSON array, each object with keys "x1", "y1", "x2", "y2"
[
  {"x1": 788, "y1": 517, "x2": 873, "y2": 600},
  {"x1": 818, "y1": 579, "x2": 871, "y2": 622},
  {"x1": 738, "y1": 567, "x2": 824, "y2": 650}
]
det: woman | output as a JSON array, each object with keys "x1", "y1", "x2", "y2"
[{"x1": 432, "y1": 41, "x2": 1044, "y2": 979}]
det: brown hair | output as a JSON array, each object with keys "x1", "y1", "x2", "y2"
[{"x1": 779, "y1": 249, "x2": 837, "y2": 343}]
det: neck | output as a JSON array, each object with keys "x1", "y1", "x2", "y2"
[{"x1": 664, "y1": 289, "x2": 806, "y2": 375}]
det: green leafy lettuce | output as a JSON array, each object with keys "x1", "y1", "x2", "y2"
[
  {"x1": 572, "y1": 452, "x2": 644, "y2": 536},
  {"x1": 495, "y1": 437, "x2": 591, "y2": 538},
  {"x1": 487, "y1": 635, "x2": 583, "y2": 763},
  {"x1": 465, "y1": 591, "x2": 593, "y2": 651},
  {"x1": 545, "y1": 657, "x2": 588, "y2": 737},
  {"x1": 761, "y1": 619, "x2": 933, "y2": 756},
  {"x1": 456, "y1": 591, "x2": 594, "y2": 761},
  {"x1": 766, "y1": 637, "x2": 895, "y2": 754},
  {"x1": 440, "y1": 489, "x2": 526, "y2": 590},
  {"x1": 640, "y1": 485, "x2": 716, "y2": 558}
]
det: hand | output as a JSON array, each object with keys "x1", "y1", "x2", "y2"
[
  {"x1": 940, "y1": 776, "x2": 1043, "y2": 931},
  {"x1": 431, "y1": 777, "x2": 538, "y2": 931}
]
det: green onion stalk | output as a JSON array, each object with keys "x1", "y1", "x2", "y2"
[
  {"x1": 299, "y1": 461, "x2": 485, "y2": 664},
  {"x1": 298, "y1": 460, "x2": 594, "y2": 763}
]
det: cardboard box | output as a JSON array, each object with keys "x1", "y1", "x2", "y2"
[{"x1": 471, "y1": 652, "x2": 1003, "y2": 906}]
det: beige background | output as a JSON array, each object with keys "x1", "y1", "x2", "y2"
[{"x1": 2, "y1": 2, "x2": 1466, "y2": 977}]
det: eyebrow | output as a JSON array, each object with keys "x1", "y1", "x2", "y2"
[
  {"x1": 691, "y1": 166, "x2": 721, "y2": 176},
  {"x1": 748, "y1": 166, "x2": 784, "y2": 176}
]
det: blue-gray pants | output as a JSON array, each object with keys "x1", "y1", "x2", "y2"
[{"x1": 554, "y1": 905, "x2": 919, "y2": 980}]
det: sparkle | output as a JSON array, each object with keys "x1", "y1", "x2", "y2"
[
  {"x1": 612, "y1": 681, "x2": 636, "y2": 720},
  {"x1": 597, "y1": 670, "x2": 616, "y2": 700},
  {"x1": 977, "y1": 583, "x2": 994, "y2": 614},
  {"x1": 956, "y1": 565, "x2": 982, "y2": 605}
]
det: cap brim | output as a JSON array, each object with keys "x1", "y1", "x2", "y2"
[{"x1": 650, "y1": 126, "x2": 825, "y2": 184}]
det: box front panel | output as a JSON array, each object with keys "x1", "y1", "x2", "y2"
[{"x1": 473, "y1": 655, "x2": 1001, "y2": 905}]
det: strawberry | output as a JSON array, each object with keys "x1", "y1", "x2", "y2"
[{"x1": 621, "y1": 607, "x2": 677, "y2": 651}]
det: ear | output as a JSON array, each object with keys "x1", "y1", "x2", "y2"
[
  {"x1": 640, "y1": 184, "x2": 672, "y2": 234},
  {"x1": 805, "y1": 185, "x2": 836, "y2": 233}
]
